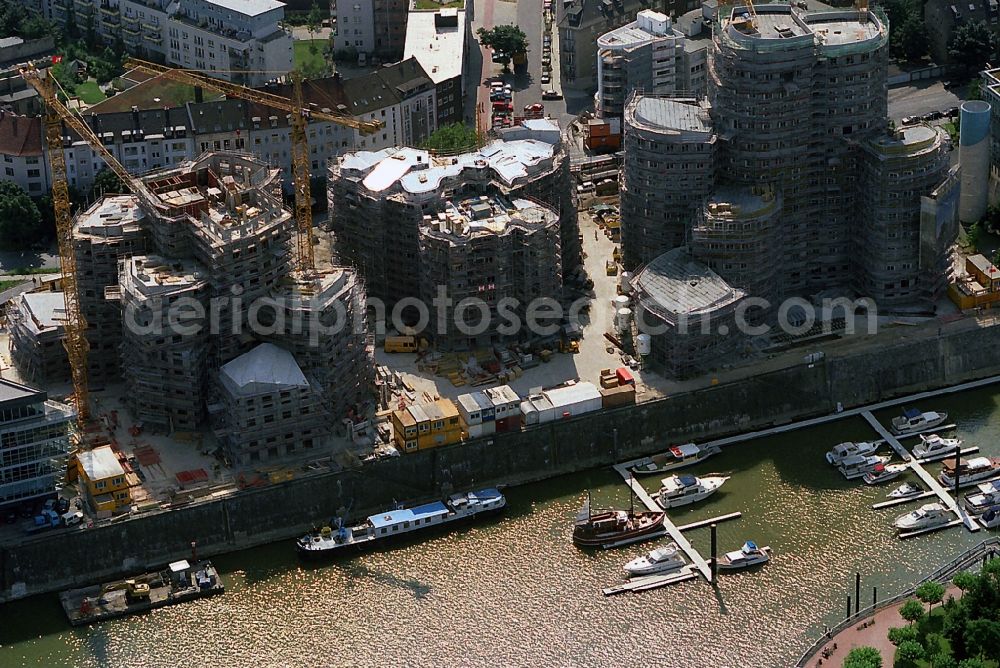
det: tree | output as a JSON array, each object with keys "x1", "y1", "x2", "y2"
[
  {"x1": 91, "y1": 169, "x2": 125, "y2": 197},
  {"x1": 964, "y1": 618, "x2": 1000, "y2": 661},
  {"x1": 0, "y1": 182, "x2": 44, "y2": 251},
  {"x1": 477, "y1": 25, "x2": 528, "y2": 69},
  {"x1": 896, "y1": 17, "x2": 928, "y2": 62},
  {"x1": 842, "y1": 645, "x2": 882, "y2": 668},
  {"x1": 948, "y1": 20, "x2": 997, "y2": 72},
  {"x1": 888, "y1": 626, "x2": 919, "y2": 647},
  {"x1": 928, "y1": 655, "x2": 957, "y2": 668},
  {"x1": 917, "y1": 581, "x2": 946, "y2": 613},
  {"x1": 954, "y1": 571, "x2": 977, "y2": 593},
  {"x1": 956, "y1": 659, "x2": 989, "y2": 668},
  {"x1": 306, "y1": 1, "x2": 323, "y2": 41},
  {"x1": 422, "y1": 123, "x2": 481, "y2": 152},
  {"x1": 899, "y1": 599, "x2": 925, "y2": 626},
  {"x1": 894, "y1": 640, "x2": 925, "y2": 668}
]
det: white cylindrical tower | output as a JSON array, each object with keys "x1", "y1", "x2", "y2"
[
  {"x1": 636, "y1": 333, "x2": 652, "y2": 356},
  {"x1": 960, "y1": 100, "x2": 992, "y2": 223}
]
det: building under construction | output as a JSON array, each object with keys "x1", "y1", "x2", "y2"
[
  {"x1": 328, "y1": 119, "x2": 579, "y2": 337},
  {"x1": 7, "y1": 291, "x2": 69, "y2": 385}
]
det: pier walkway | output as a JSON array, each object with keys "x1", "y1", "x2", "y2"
[
  {"x1": 612, "y1": 463, "x2": 713, "y2": 581},
  {"x1": 861, "y1": 411, "x2": 979, "y2": 532}
]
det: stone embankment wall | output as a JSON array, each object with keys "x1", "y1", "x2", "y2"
[{"x1": 4, "y1": 323, "x2": 1000, "y2": 601}]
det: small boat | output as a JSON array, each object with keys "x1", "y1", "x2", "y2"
[
  {"x1": 938, "y1": 457, "x2": 1000, "y2": 488},
  {"x1": 964, "y1": 480, "x2": 1000, "y2": 513},
  {"x1": 979, "y1": 505, "x2": 1000, "y2": 529},
  {"x1": 622, "y1": 543, "x2": 686, "y2": 577},
  {"x1": 716, "y1": 540, "x2": 771, "y2": 571},
  {"x1": 888, "y1": 482, "x2": 923, "y2": 499},
  {"x1": 825, "y1": 441, "x2": 879, "y2": 465},
  {"x1": 838, "y1": 454, "x2": 891, "y2": 480},
  {"x1": 629, "y1": 443, "x2": 722, "y2": 476},
  {"x1": 654, "y1": 474, "x2": 729, "y2": 509},
  {"x1": 572, "y1": 492, "x2": 665, "y2": 549},
  {"x1": 891, "y1": 408, "x2": 948, "y2": 435},
  {"x1": 862, "y1": 463, "x2": 907, "y2": 485},
  {"x1": 894, "y1": 503, "x2": 951, "y2": 532},
  {"x1": 912, "y1": 433, "x2": 963, "y2": 459},
  {"x1": 296, "y1": 489, "x2": 506, "y2": 556}
]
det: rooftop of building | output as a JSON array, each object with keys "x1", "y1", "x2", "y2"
[
  {"x1": 403, "y1": 9, "x2": 466, "y2": 85},
  {"x1": 77, "y1": 445, "x2": 125, "y2": 481},
  {"x1": 341, "y1": 121, "x2": 562, "y2": 194},
  {"x1": 422, "y1": 195, "x2": 559, "y2": 239},
  {"x1": 598, "y1": 10, "x2": 679, "y2": 50},
  {"x1": 866, "y1": 123, "x2": 942, "y2": 156},
  {"x1": 74, "y1": 196, "x2": 145, "y2": 239},
  {"x1": 0, "y1": 377, "x2": 44, "y2": 406},
  {"x1": 0, "y1": 110, "x2": 42, "y2": 157},
  {"x1": 203, "y1": 0, "x2": 286, "y2": 17},
  {"x1": 632, "y1": 247, "x2": 746, "y2": 319},
  {"x1": 725, "y1": 4, "x2": 884, "y2": 47},
  {"x1": 704, "y1": 185, "x2": 780, "y2": 220},
  {"x1": 279, "y1": 268, "x2": 359, "y2": 308},
  {"x1": 219, "y1": 343, "x2": 309, "y2": 397},
  {"x1": 18, "y1": 292, "x2": 66, "y2": 331},
  {"x1": 627, "y1": 95, "x2": 713, "y2": 134},
  {"x1": 124, "y1": 255, "x2": 207, "y2": 296}
]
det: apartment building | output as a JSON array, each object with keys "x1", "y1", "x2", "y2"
[
  {"x1": 403, "y1": 8, "x2": 467, "y2": 125},
  {"x1": 47, "y1": 0, "x2": 293, "y2": 86},
  {"x1": 331, "y1": 0, "x2": 376, "y2": 54},
  {"x1": 0, "y1": 111, "x2": 47, "y2": 196},
  {"x1": 0, "y1": 379, "x2": 75, "y2": 510}
]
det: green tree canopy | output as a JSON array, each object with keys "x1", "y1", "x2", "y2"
[
  {"x1": 888, "y1": 625, "x2": 919, "y2": 647},
  {"x1": 422, "y1": 123, "x2": 481, "y2": 153},
  {"x1": 306, "y1": 1, "x2": 323, "y2": 39},
  {"x1": 894, "y1": 640, "x2": 925, "y2": 668},
  {"x1": 916, "y1": 581, "x2": 946, "y2": 612},
  {"x1": 948, "y1": 20, "x2": 997, "y2": 72},
  {"x1": 842, "y1": 645, "x2": 882, "y2": 668},
  {"x1": 477, "y1": 25, "x2": 528, "y2": 68},
  {"x1": 953, "y1": 571, "x2": 977, "y2": 593},
  {"x1": 900, "y1": 599, "x2": 926, "y2": 626},
  {"x1": 0, "y1": 182, "x2": 44, "y2": 251},
  {"x1": 964, "y1": 618, "x2": 1000, "y2": 661},
  {"x1": 91, "y1": 169, "x2": 126, "y2": 197}
]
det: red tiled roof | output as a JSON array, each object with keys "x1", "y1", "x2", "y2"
[{"x1": 0, "y1": 112, "x2": 43, "y2": 157}]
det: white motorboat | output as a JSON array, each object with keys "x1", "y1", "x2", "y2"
[
  {"x1": 825, "y1": 441, "x2": 879, "y2": 466},
  {"x1": 894, "y1": 503, "x2": 951, "y2": 532},
  {"x1": 716, "y1": 540, "x2": 771, "y2": 571},
  {"x1": 938, "y1": 457, "x2": 1000, "y2": 488},
  {"x1": 964, "y1": 480, "x2": 1000, "y2": 513},
  {"x1": 891, "y1": 408, "x2": 948, "y2": 435},
  {"x1": 622, "y1": 543, "x2": 687, "y2": 577},
  {"x1": 838, "y1": 454, "x2": 891, "y2": 480},
  {"x1": 887, "y1": 482, "x2": 923, "y2": 499},
  {"x1": 862, "y1": 463, "x2": 907, "y2": 485},
  {"x1": 654, "y1": 474, "x2": 729, "y2": 509},
  {"x1": 979, "y1": 505, "x2": 1000, "y2": 529},
  {"x1": 629, "y1": 443, "x2": 722, "y2": 476},
  {"x1": 912, "y1": 434, "x2": 963, "y2": 459}
]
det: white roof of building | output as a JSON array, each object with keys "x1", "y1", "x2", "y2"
[
  {"x1": 208, "y1": 0, "x2": 285, "y2": 17},
  {"x1": 219, "y1": 343, "x2": 309, "y2": 396},
  {"x1": 22, "y1": 292, "x2": 66, "y2": 329},
  {"x1": 484, "y1": 384, "x2": 519, "y2": 406},
  {"x1": 78, "y1": 445, "x2": 125, "y2": 481},
  {"x1": 633, "y1": 247, "x2": 745, "y2": 320},
  {"x1": 544, "y1": 382, "x2": 601, "y2": 407},
  {"x1": 404, "y1": 10, "x2": 466, "y2": 85},
  {"x1": 631, "y1": 96, "x2": 712, "y2": 133}
]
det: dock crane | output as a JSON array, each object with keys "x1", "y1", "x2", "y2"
[{"x1": 123, "y1": 59, "x2": 384, "y2": 271}]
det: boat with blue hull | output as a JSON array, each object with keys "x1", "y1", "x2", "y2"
[{"x1": 296, "y1": 488, "x2": 506, "y2": 557}]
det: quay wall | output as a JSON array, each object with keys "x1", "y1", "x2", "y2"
[{"x1": 4, "y1": 323, "x2": 1000, "y2": 601}]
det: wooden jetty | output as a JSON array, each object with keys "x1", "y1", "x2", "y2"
[
  {"x1": 861, "y1": 411, "x2": 978, "y2": 533},
  {"x1": 676, "y1": 512, "x2": 742, "y2": 532},
  {"x1": 871, "y1": 490, "x2": 936, "y2": 510},
  {"x1": 602, "y1": 566, "x2": 699, "y2": 596}
]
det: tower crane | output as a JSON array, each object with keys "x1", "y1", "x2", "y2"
[{"x1": 123, "y1": 59, "x2": 384, "y2": 272}]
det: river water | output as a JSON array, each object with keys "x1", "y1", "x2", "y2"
[{"x1": 3, "y1": 388, "x2": 1000, "y2": 667}]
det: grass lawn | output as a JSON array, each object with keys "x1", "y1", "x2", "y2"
[
  {"x1": 2, "y1": 267, "x2": 59, "y2": 276},
  {"x1": 76, "y1": 81, "x2": 106, "y2": 105},
  {"x1": 414, "y1": 0, "x2": 464, "y2": 8},
  {"x1": 0, "y1": 279, "x2": 23, "y2": 293},
  {"x1": 294, "y1": 39, "x2": 328, "y2": 71}
]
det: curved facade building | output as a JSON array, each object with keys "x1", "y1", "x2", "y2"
[{"x1": 621, "y1": 95, "x2": 716, "y2": 270}]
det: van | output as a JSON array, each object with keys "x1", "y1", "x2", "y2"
[
  {"x1": 62, "y1": 511, "x2": 83, "y2": 527},
  {"x1": 384, "y1": 335, "x2": 418, "y2": 353}
]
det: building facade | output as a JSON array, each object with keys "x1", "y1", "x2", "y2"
[
  {"x1": 403, "y1": 9, "x2": 467, "y2": 126},
  {"x1": 0, "y1": 379, "x2": 75, "y2": 510}
]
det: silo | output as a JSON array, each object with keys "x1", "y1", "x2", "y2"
[{"x1": 960, "y1": 100, "x2": 992, "y2": 223}]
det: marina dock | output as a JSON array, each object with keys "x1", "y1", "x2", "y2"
[
  {"x1": 602, "y1": 566, "x2": 699, "y2": 596},
  {"x1": 871, "y1": 491, "x2": 937, "y2": 510},
  {"x1": 861, "y1": 412, "x2": 979, "y2": 533}
]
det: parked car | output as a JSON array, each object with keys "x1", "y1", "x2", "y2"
[
  {"x1": 945, "y1": 106, "x2": 959, "y2": 117},
  {"x1": 541, "y1": 73, "x2": 551, "y2": 84},
  {"x1": 901, "y1": 116, "x2": 917, "y2": 125},
  {"x1": 542, "y1": 89, "x2": 563, "y2": 100}
]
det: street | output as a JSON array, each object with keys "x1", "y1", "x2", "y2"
[{"x1": 887, "y1": 80, "x2": 962, "y2": 122}]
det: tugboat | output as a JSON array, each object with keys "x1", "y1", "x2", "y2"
[
  {"x1": 622, "y1": 543, "x2": 686, "y2": 577},
  {"x1": 296, "y1": 488, "x2": 506, "y2": 557},
  {"x1": 572, "y1": 491, "x2": 666, "y2": 549},
  {"x1": 938, "y1": 457, "x2": 1000, "y2": 488},
  {"x1": 653, "y1": 474, "x2": 729, "y2": 509},
  {"x1": 826, "y1": 441, "x2": 880, "y2": 466},
  {"x1": 912, "y1": 434, "x2": 963, "y2": 460},
  {"x1": 894, "y1": 503, "x2": 951, "y2": 532},
  {"x1": 715, "y1": 541, "x2": 771, "y2": 571},
  {"x1": 629, "y1": 443, "x2": 722, "y2": 476},
  {"x1": 891, "y1": 408, "x2": 948, "y2": 435}
]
